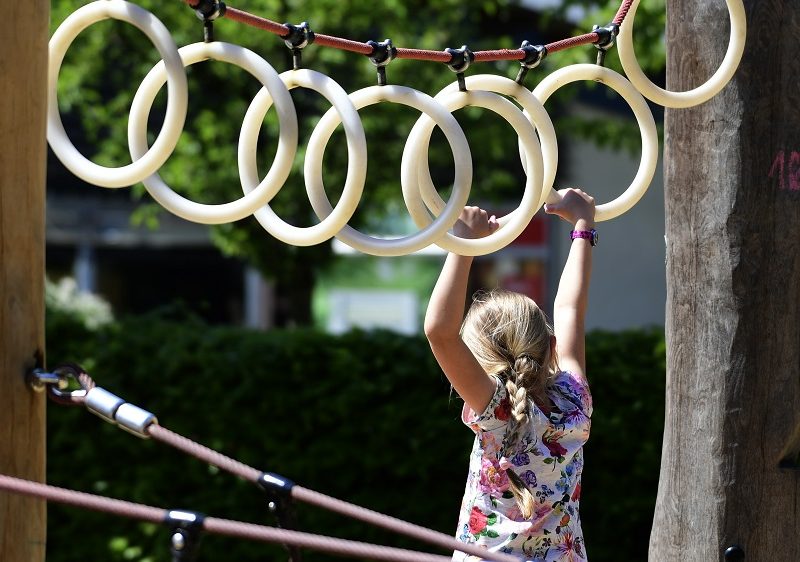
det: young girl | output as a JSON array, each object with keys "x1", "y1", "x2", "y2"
[{"x1": 424, "y1": 188, "x2": 596, "y2": 562}]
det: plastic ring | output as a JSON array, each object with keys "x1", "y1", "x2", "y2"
[
  {"x1": 533, "y1": 64, "x2": 659, "y2": 222},
  {"x1": 402, "y1": 88, "x2": 543, "y2": 256},
  {"x1": 48, "y1": 0, "x2": 188, "y2": 188},
  {"x1": 239, "y1": 69, "x2": 367, "y2": 245},
  {"x1": 128, "y1": 42, "x2": 297, "y2": 224},
  {"x1": 306, "y1": 85, "x2": 472, "y2": 257},
  {"x1": 423, "y1": 75, "x2": 557, "y2": 213},
  {"x1": 617, "y1": 0, "x2": 746, "y2": 108}
]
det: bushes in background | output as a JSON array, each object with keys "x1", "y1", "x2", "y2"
[{"x1": 45, "y1": 307, "x2": 664, "y2": 562}]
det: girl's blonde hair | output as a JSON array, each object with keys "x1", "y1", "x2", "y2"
[{"x1": 460, "y1": 289, "x2": 557, "y2": 519}]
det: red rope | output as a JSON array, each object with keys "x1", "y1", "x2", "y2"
[
  {"x1": 0, "y1": 474, "x2": 452, "y2": 562},
  {"x1": 613, "y1": 0, "x2": 636, "y2": 25},
  {"x1": 546, "y1": 32, "x2": 601, "y2": 54},
  {"x1": 179, "y1": 0, "x2": 632, "y2": 65}
]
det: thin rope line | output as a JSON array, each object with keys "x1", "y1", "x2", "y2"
[{"x1": 0, "y1": 474, "x2": 453, "y2": 562}]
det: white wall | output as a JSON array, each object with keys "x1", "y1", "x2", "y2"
[{"x1": 552, "y1": 133, "x2": 666, "y2": 331}]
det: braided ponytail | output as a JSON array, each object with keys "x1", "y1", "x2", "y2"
[{"x1": 461, "y1": 289, "x2": 557, "y2": 521}]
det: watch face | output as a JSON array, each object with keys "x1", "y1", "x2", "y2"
[{"x1": 591, "y1": 229, "x2": 598, "y2": 246}]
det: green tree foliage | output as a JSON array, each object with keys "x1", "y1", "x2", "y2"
[
  {"x1": 49, "y1": 0, "x2": 667, "y2": 324},
  {"x1": 45, "y1": 305, "x2": 664, "y2": 562}
]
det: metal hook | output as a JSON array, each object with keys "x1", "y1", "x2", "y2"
[
  {"x1": 367, "y1": 39, "x2": 397, "y2": 86},
  {"x1": 282, "y1": 21, "x2": 315, "y2": 70},
  {"x1": 33, "y1": 363, "x2": 90, "y2": 404}
]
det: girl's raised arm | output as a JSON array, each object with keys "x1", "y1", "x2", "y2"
[
  {"x1": 545, "y1": 188, "x2": 596, "y2": 381},
  {"x1": 424, "y1": 207, "x2": 498, "y2": 415}
]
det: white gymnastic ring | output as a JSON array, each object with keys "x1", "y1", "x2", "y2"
[
  {"x1": 618, "y1": 0, "x2": 746, "y2": 108},
  {"x1": 533, "y1": 64, "x2": 659, "y2": 222},
  {"x1": 402, "y1": 89, "x2": 543, "y2": 256},
  {"x1": 307, "y1": 85, "x2": 472, "y2": 257},
  {"x1": 239, "y1": 69, "x2": 366, "y2": 245},
  {"x1": 128, "y1": 42, "x2": 297, "y2": 224},
  {"x1": 48, "y1": 0, "x2": 188, "y2": 188},
  {"x1": 424, "y1": 74, "x2": 557, "y2": 217}
]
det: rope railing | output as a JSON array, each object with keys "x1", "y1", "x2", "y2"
[
  {"x1": 0, "y1": 473, "x2": 453, "y2": 562},
  {"x1": 34, "y1": 365, "x2": 519, "y2": 562},
  {"x1": 182, "y1": 0, "x2": 633, "y2": 65}
]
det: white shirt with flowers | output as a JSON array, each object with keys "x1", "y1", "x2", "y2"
[{"x1": 453, "y1": 371, "x2": 592, "y2": 562}]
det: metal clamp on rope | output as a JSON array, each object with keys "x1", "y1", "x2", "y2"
[
  {"x1": 165, "y1": 509, "x2": 206, "y2": 562},
  {"x1": 445, "y1": 45, "x2": 474, "y2": 91},
  {"x1": 282, "y1": 21, "x2": 315, "y2": 70},
  {"x1": 193, "y1": 0, "x2": 226, "y2": 42},
  {"x1": 366, "y1": 39, "x2": 396, "y2": 86},
  {"x1": 592, "y1": 23, "x2": 619, "y2": 66},
  {"x1": 515, "y1": 40, "x2": 547, "y2": 84},
  {"x1": 85, "y1": 387, "x2": 126, "y2": 425},
  {"x1": 116, "y1": 402, "x2": 158, "y2": 439},
  {"x1": 258, "y1": 472, "x2": 302, "y2": 561},
  {"x1": 84, "y1": 387, "x2": 157, "y2": 438}
]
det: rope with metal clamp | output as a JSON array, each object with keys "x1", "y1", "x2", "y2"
[
  {"x1": 444, "y1": 45, "x2": 474, "y2": 91},
  {"x1": 592, "y1": 22, "x2": 619, "y2": 66},
  {"x1": 193, "y1": 0, "x2": 226, "y2": 43},
  {"x1": 34, "y1": 363, "x2": 157, "y2": 438},
  {"x1": 515, "y1": 40, "x2": 547, "y2": 85},
  {"x1": 282, "y1": 21, "x2": 315, "y2": 70},
  {"x1": 258, "y1": 472, "x2": 303, "y2": 562},
  {"x1": 366, "y1": 39, "x2": 397, "y2": 86},
  {"x1": 166, "y1": 509, "x2": 206, "y2": 562}
]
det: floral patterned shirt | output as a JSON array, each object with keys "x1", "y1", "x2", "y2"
[{"x1": 453, "y1": 371, "x2": 592, "y2": 562}]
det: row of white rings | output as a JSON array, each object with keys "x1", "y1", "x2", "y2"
[{"x1": 47, "y1": 0, "x2": 746, "y2": 257}]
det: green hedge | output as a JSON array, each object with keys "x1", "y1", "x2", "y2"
[{"x1": 44, "y1": 308, "x2": 664, "y2": 562}]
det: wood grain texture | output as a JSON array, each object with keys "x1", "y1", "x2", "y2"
[
  {"x1": 651, "y1": 1, "x2": 800, "y2": 560},
  {"x1": 0, "y1": 0, "x2": 49, "y2": 560}
]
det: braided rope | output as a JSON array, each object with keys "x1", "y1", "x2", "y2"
[
  {"x1": 46, "y1": 369, "x2": 519, "y2": 562},
  {"x1": 183, "y1": 0, "x2": 631, "y2": 64},
  {"x1": 0, "y1": 474, "x2": 453, "y2": 562}
]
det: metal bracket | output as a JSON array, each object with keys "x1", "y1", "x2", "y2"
[
  {"x1": 166, "y1": 510, "x2": 206, "y2": 562},
  {"x1": 445, "y1": 45, "x2": 474, "y2": 91},
  {"x1": 515, "y1": 40, "x2": 547, "y2": 85},
  {"x1": 592, "y1": 23, "x2": 619, "y2": 66},
  {"x1": 367, "y1": 39, "x2": 397, "y2": 86},
  {"x1": 194, "y1": 0, "x2": 226, "y2": 42},
  {"x1": 282, "y1": 21, "x2": 315, "y2": 70},
  {"x1": 258, "y1": 472, "x2": 302, "y2": 561}
]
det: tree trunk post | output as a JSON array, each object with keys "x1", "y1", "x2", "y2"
[
  {"x1": 651, "y1": 1, "x2": 800, "y2": 560},
  {"x1": 0, "y1": 0, "x2": 49, "y2": 560}
]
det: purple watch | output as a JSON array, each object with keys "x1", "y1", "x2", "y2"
[{"x1": 570, "y1": 229, "x2": 598, "y2": 246}]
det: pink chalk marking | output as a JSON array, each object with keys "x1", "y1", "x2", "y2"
[{"x1": 768, "y1": 150, "x2": 785, "y2": 190}]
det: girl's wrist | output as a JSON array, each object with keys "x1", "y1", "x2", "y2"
[{"x1": 573, "y1": 218, "x2": 595, "y2": 231}]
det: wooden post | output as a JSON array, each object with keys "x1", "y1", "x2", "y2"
[
  {"x1": 651, "y1": 1, "x2": 800, "y2": 560},
  {"x1": 0, "y1": 0, "x2": 49, "y2": 560}
]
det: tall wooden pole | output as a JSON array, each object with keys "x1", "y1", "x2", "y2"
[
  {"x1": 651, "y1": 1, "x2": 800, "y2": 560},
  {"x1": 0, "y1": 0, "x2": 49, "y2": 560}
]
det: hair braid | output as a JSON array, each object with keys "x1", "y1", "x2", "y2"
[{"x1": 460, "y1": 289, "x2": 559, "y2": 521}]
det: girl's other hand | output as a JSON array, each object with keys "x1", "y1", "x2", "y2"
[
  {"x1": 544, "y1": 188, "x2": 596, "y2": 227},
  {"x1": 453, "y1": 206, "x2": 500, "y2": 239}
]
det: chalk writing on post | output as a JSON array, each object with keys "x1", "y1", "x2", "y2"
[{"x1": 768, "y1": 150, "x2": 800, "y2": 191}]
